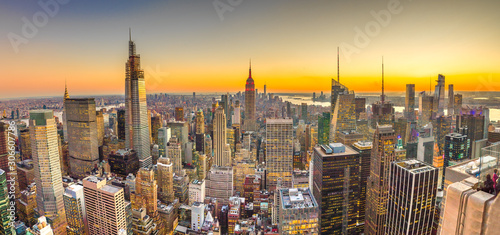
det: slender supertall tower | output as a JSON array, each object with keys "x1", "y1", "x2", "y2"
[
  {"x1": 125, "y1": 29, "x2": 151, "y2": 167},
  {"x1": 381, "y1": 57, "x2": 385, "y2": 103},
  {"x1": 244, "y1": 60, "x2": 256, "y2": 131},
  {"x1": 30, "y1": 110, "x2": 67, "y2": 235},
  {"x1": 63, "y1": 81, "x2": 70, "y2": 142}
]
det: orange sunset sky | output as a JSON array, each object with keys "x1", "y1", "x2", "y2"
[{"x1": 1, "y1": 0, "x2": 499, "y2": 99}]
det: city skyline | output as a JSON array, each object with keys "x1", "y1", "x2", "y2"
[{"x1": 1, "y1": 0, "x2": 500, "y2": 98}]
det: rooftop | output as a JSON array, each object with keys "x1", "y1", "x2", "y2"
[
  {"x1": 395, "y1": 159, "x2": 437, "y2": 174},
  {"x1": 280, "y1": 188, "x2": 317, "y2": 210}
]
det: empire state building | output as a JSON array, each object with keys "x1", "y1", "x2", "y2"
[
  {"x1": 244, "y1": 61, "x2": 256, "y2": 131},
  {"x1": 125, "y1": 30, "x2": 151, "y2": 167}
]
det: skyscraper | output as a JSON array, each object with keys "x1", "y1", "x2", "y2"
[
  {"x1": 30, "y1": 110, "x2": 67, "y2": 235},
  {"x1": 65, "y1": 98, "x2": 99, "y2": 179},
  {"x1": 371, "y1": 59, "x2": 395, "y2": 129},
  {"x1": 214, "y1": 106, "x2": 230, "y2": 167},
  {"x1": 317, "y1": 112, "x2": 330, "y2": 145},
  {"x1": 385, "y1": 160, "x2": 438, "y2": 235},
  {"x1": 167, "y1": 137, "x2": 182, "y2": 175},
  {"x1": 0, "y1": 123, "x2": 8, "y2": 174},
  {"x1": 0, "y1": 169, "x2": 12, "y2": 235},
  {"x1": 125, "y1": 30, "x2": 151, "y2": 168},
  {"x1": 405, "y1": 84, "x2": 415, "y2": 120},
  {"x1": 351, "y1": 141, "x2": 372, "y2": 233},
  {"x1": 157, "y1": 157, "x2": 174, "y2": 204},
  {"x1": 83, "y1": 176, "x2": 127, "y2": 235},
  {"x1": 419, "y1": 91, "x2": 435, "y2": 124},
  {"x1": 63, "y1": 184, "x2": 86, "y2": 235},
  {"x1": 313, "y1": 143, "x2": 360, "y2": 234},
  {"x1": 365, "y1": 124, "x2": 400, "y2": 235},
  {"x1": 131, "y1": 168, "x2": 158, "y2": 229},
  {"x1": 265, "y1": 119, "x2": 293, "y2": 191},
  {"x1": 454, "y1": 94, "x2": 463, "y2": 115},
  {"x1": 448, "y1": 84, "x2": 454, "y2": 116},
  {"x1": 63, "y1": 82, "x2": 70, "y2": 142},
  {"x1": 417, "y1": 124, "x2": 434, "y2": 165},
  {"x1": 174, "y1": 107, "x2": 184, "y2": 122},
  {"x1": 330, "y1": 87, "x2": 356, "y2": 143},
  {"x1": 244, "y1": 61, "x2": 256, "y2": 131},
  {"x1": 117, "y1": 109, "x2": 126, "y2": 141},
  {"x1": 434, "y1": 74, "x2": 446, "y2": 117}
]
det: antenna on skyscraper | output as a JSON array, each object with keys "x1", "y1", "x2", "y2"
[
  {"x1": 249, "y1": 58, "x2": 252, "y2": 78},
  {"x1": 129, "y1": 28, "x2": 131, "y2": 41},
  {"x1": 337, "y1": 47, "x2": 340, "y2": 83}
]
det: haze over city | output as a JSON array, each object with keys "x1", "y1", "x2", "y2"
[{"x1": 1, "y1": 0, "x2": 499, "y2": 99}]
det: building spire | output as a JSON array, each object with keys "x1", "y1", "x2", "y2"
[
  {"x1": 129, "y1": 27, "x2": 131, "y2": 41},
  {"x1": 381, "y1": 56, "x2": 385, "y2": 103},
  {"x1": 64, "y1": 79, "x2": 70, "y2": 100},
  {"x1": 337, "y1": 46, "x2": 340, "y2": 83},
  {"x1": 128, "y1": 28, "x2": 135, "y2": 57},
  {"x1": 249, "y1": 59, "x2": 252, "y2": 78}
]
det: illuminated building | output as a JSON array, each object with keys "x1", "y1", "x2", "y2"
[
  {"x1": 20, "y1": 128, "x2": 31, "y2": 160},
  {"x1": 26, "y1": 216, "x2": 54, "y2": 235},
  {"x1": 117, "y1": 109, "x2": 126, "y2": 141},
  {"x1": 317, "y1": 112, "x2": 330, "y2": 145},
  {"x1": 456, "y1": 110, "x2": 485, "y2": 146},
  {"x1": 157, "y1": 157, "x2": 174, "y2": 204},
  {"x1": 65, "y1": 98, "x2": 99, "y2": 179},
  {"x1": 131, "y1": 168, "x2": 158, "y2": 226},
  {"x1": 175, "y1": 107, "x2": 184, "y2": 122},
  {"x1": 330, "y1": 86, "x2": 356, "y2": 143},
  {"x1": 0, "y1": 169, "x2": 12, "y2": 235},
  {"x1": 277, "y1": 188, "x2": 318, "y2": 234},
  {"x1": 195, "y1": 110, "x2": 205, "y2": 135},
  {"x1": 354, "y1": 97, "x2": 366, "y2": 120},
  {"x1": 213, "y1": 106, "x2": 230, "y2": 167},
  {"x1": 125, "y1": 31, "x2": 151, "y2": 168},
  {"x1": 435, "y1": 115, "x2": 453, "y2": 155},
  {"x1": 131, "y1": 208, "x2": 157, "y2": 235},
  {"x1": 266, "y1": 119, "x2": 293, "y2": 190},
  {"x1": 151, "y1": 115, "x2": 162, "y2": 145},
  {"x1": 232, "y1": 101, "x2": 241, "y2": 125},
  {"x1": 301, "y1": 103, "x2": 308, "y2": 123},
  {"x1": 244, "y1": 61, "x2": 256, "y2": 131},
  {"x1": 352, "y1": 141, "x2": 372, "y2": 233},
  {"x1": 63, "y1": 185, "x2": 86, "y2": 235},
  {"x1": 206, "y1": 166, "x2": 233, "y2": 205},
  {"x1": 443, "y1": 133, "x2": 470, "y2": 188},
  {"x1": 17, "y1": 160, "x2": 34, "y2": 192},
  {"x1": 434, "y1": 74, "x2": 446, "y2": 117},
  {"x1": 312, "y1": 143, "x2": 360, "y2": 234},
  {"x1": 167, "y1": 137, "x2": 182, "y2": 175},
  {"x1": 166, "y1": 122, "x2": 188, "y2": 151},
  {"x1": 17, "y1": 183, "x2": 37, "y2": 228},
  {"x1": 433, "y1": 143, "x2": 444, "y2": 189},
  {"x1": 405, "y1": 84, "x2": 416, "y2": 120},
  {"x1": 419, "y1": 92, "x2": 434, "y2": 124},
  {"x1": 30, "y1": 110, "x2": 67, "y2": 235},
  {"x1": 385, "y1": 160, "x2": 438, "y2": 235},
  {"x1": 365, "y1": 125, "x2": 400, "y2": 235},
  {"x1": 108, "y1": 149, "x2": 139, "y2": 178},
  {"x1": 83, "y1": 176, "x2": 126, "y2": 235},
  {"x1": 337, "y1": 131, "x2": 363, "y2": 147},
  {"x1": 0, "y1": 123, "x2": 8, "y2": 174}
]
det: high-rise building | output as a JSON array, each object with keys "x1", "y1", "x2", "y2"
[
  {"x1": 244, "y1": 62, "x2": 256, "y2": 131},
  {"x1": 331, "y1": 80, "x2": 346, "y2": 116},
  {"x1": 354, "y1": 97, "x2": 366, "y2": 120},
  {"x1": 131, "y1": 167, "x2": 158, "y2": 229},
  {"x1": 317, "y1": 113, "x2": 330, "y2": 145},
  {"x1": 0, "y1": 169, "x2": 12, "y2": 235},
  {"x1": 17, "y1": 183, "x2": 37, "y2": 228},
  {"x1": 157, "y1": 157, "x2": 174, "y2": 204},
  {"x1": 63, "y1": 82, "x2": 70, "y2": 142},
  {"x1": 125, "y1": 31, "x2": 151, "y2": 168},
  {"x1": 83, "y1": 176, "x2": 126, "y2": 235},
  {"x1": 29, "y1": 110, "x2": 67, "y2": 235},
  {"x1": 330, "y1": 86, "x2": 356, "y2": 143},
  {"x1": 117, "y1": 109, "x2": 126, "y2": 141},
  {"x1": 167, "y1": 137, "x2": 182, "y2": 175},
  {"x1": 277, "y1": 188, "x2": 319, "y2": 234},
  {"x1": 205, "y1": 166, "x2": 233, "y2": 205},
  {"x1": 443, "y1": 133, "x2": 470, "y2": 183},
  {"x1": 313, "y1": 143, "x2": 360, "y2": 234},
  {"x1": 65, "y1": 98, "x2": 99, "y2": 179},
  {"x1": 301, "y1": 103, "x2": 308, "y2": 123},
  {"x1": 195, "y1": 110, "x2": 205, "y2": 135},
  {"x1": 108, "y1": 149, "x2": 139, "y2": 178},
  {"x1": 385, "y1": 160, "x2": 438, "y2": 235},
  {"x1": 63, "y1": 184, "x2": 86, "y2": 235},
  {"x1": 454, "y1": 94, "x2": 463, "y2": 115},
  {"x1": 434, "y1": 74, "x2": 446, "y2": 117},
  {"x1": 419, "y1": 92, "x2": 434, "y2": 124},
  {"x1": 191, "y1": 202, "x2": 205, "y2": 232},
  {"x1": 157, "y1": 127, "x2": 171, "y2": 157},
  {"x1": 448, "y1": 84, "x2": 454, "y2": 116},
  {"x1": 232, "y1": 101, "x2": 241, "y2": 125},
  {"x1": 96, "y1": 110, "x2": 104, "y2": 147},
  {"x1": 352, "y1": 141, "x2": 372, "y2": 233},
  {"x1": 365, "y1": 124, "x2": 401, "y2": 235},
  {"x1": 456, "y1": 111, "x2": 485, "y2": 143},
  {"x1": 174, "y1": 107, "x2": 184, "y2": 122},
  {"x1": 0, "y1": 123, "x2": 8, "y2": 174},
  {"x1": 417, "y1": 124, "x2": 434, "y2": 165},
  {"x1": 20, "y1": 128, "x2": 31, "y2": 161},
  {"x1": 266, "y1": 119, "x2": 293, "y2": 191},
  {"x1": 213, "y1": 106, "x2": 230, "y2": 167},
  {"x1": 188, "y1": 179, "x2": 205, "y2": 205},
  {"x1": 150, "y1": 115, "x2": 162, "y2": 145},
  {"x1": 405, "y1": 84, "x2": 416, "y2": 120}
]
